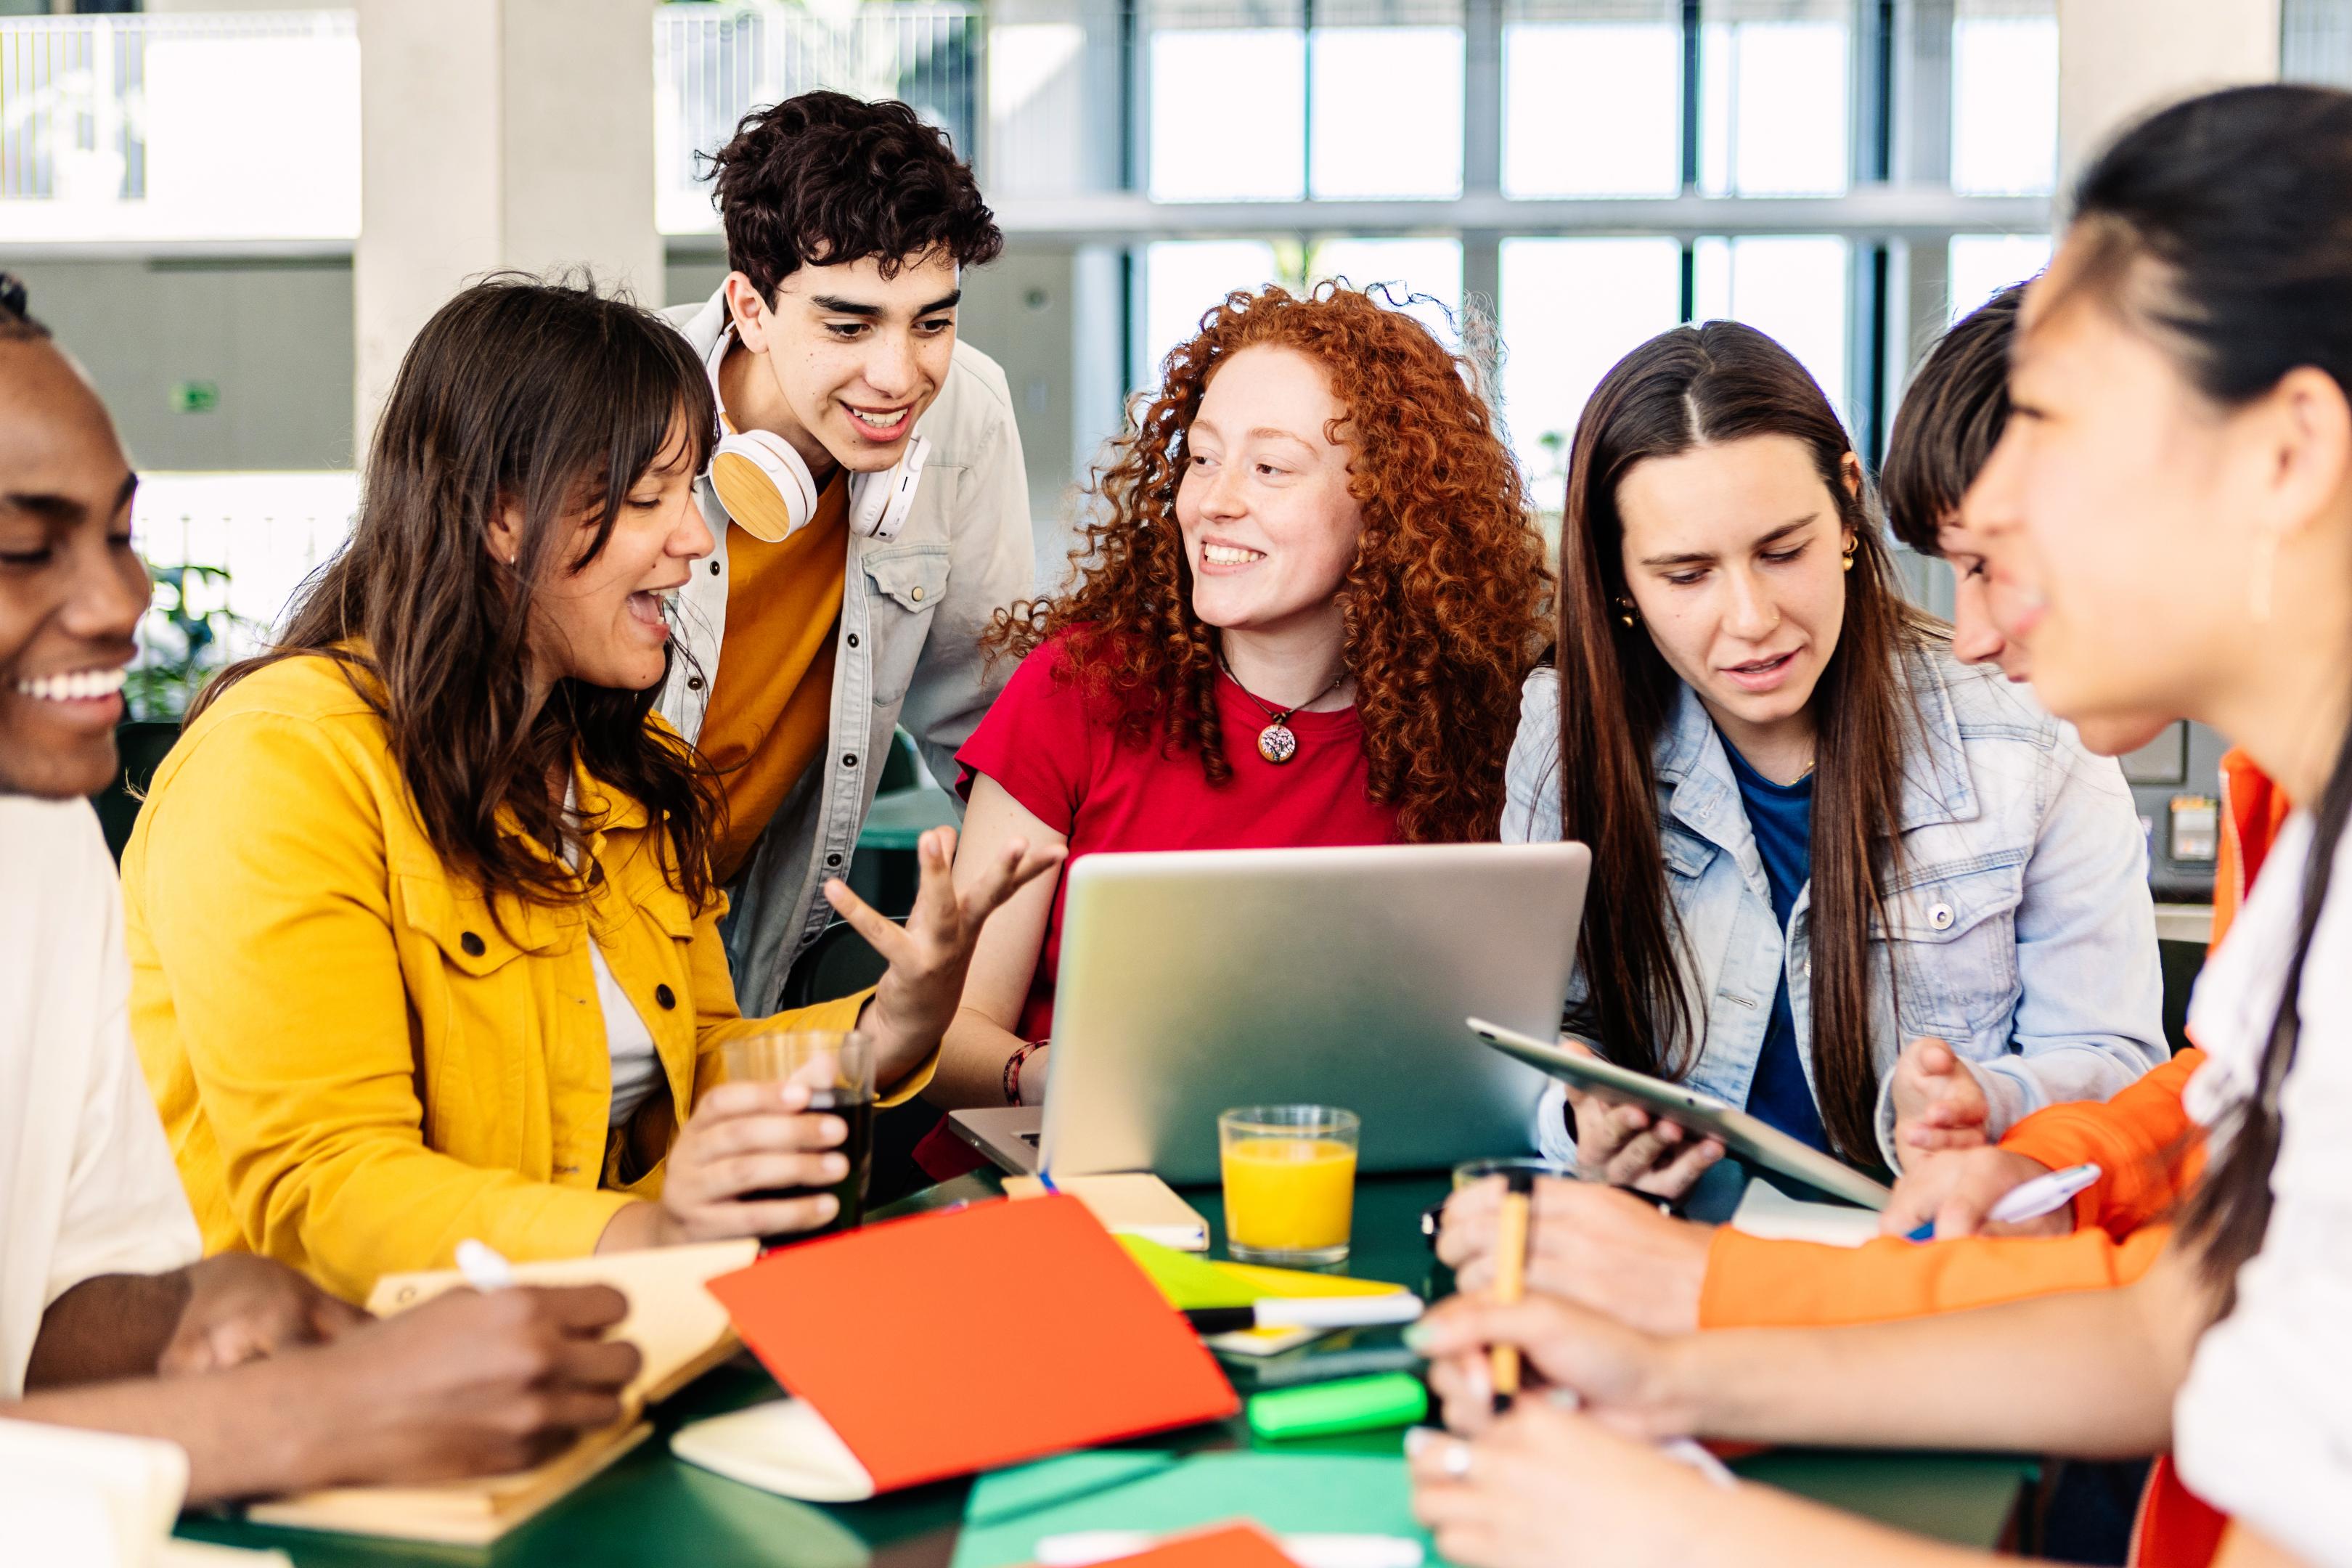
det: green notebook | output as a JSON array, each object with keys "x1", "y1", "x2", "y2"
[{"x1": 950, "y1": 1450, "x2": 1435, "y2": 1568}]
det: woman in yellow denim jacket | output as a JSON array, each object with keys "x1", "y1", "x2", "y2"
[{"x1": 122, "y1": 278, "x2": 1055, "y2": 1302}]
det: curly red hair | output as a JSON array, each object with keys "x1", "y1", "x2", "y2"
[{"x1": 990, "y1": 283, "x2": 1552, "y2": 842}]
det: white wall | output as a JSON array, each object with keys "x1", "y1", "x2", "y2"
[
  {"x1": 351, "y1": 0, "x2": 663, "y2": 442},
  {"x1": 2058, "y1": 0, "x2": 2282, "y2": 184}
]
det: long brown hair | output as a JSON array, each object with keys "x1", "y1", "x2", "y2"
[
  {"x1": 2062, "y1": 86, "x2": 2352, "y2": 1304},
  {"x1": 1556, "y1": 321, "x2": 1935, "y2": 1162},
  {"x1": 194, "y1": 275, "x2": 724, "y2": 911},
  {"x1": 991, "y1": 283, "x2": 1552, "y2": 843}
]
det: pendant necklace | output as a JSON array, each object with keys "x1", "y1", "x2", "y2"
[{"x1": 1220, "y1": 655, "x2": 1348, "y2": 765}]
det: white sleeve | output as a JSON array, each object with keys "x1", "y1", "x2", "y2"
[
  {"x1": 44, "y1": 858, "x2": 200, "y2": 1311},
  {"x1": 2173, "y1": 830, "x2": 2352, "y2": 1567},
  {"x1": 1532, "y1": 1082, "x2": 1581, "y2": 1166}
]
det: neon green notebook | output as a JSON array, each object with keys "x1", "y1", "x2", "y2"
[
  {"x1": 949, "y1": 1450, "x2": 1434, "y2": 1568},
  {"x1": 1116, "y1": 1236, "x2": 1410, "y2": 1310}
]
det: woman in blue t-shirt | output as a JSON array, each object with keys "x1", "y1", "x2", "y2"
[{"x1": 1505, "y1": 320, "x2": 2164, "y2": 1188}]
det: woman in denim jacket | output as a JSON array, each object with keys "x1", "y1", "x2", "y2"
[{"x1": 1506, "y1": 321, "x2": 2164, "y2": 1188}]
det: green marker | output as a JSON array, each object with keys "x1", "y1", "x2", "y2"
[{"x1": 1246, "y1": 1372, "x2": 1429, "y2": 1441}]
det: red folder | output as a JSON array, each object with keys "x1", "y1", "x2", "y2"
[{"x1": 708, "y1": 1195, "x2": 1238, "y2": 1493}]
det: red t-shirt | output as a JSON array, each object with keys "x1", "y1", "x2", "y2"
[{"x1": 955, "y1": 634, "x2": 1401, "y2": 1043}]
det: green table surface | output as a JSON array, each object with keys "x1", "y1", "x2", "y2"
[{"x1": 178, "y1": 1172, "x2": 2037, "y2": 1567}]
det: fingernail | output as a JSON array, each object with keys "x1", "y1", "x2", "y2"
[
  {"x1": 827, "y1": 1155, "x2": 849, "y2": 1179},
  {"x1": 1403, "y1": 1425, "x2": 1437, "y2": 1457},
  {"x1": 1402, "y1": 1322, "x2": 1434, "y2": 1352}
]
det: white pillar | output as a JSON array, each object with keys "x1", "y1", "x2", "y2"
[
  {"x1": 353, "y1": 0, "x2": 661, "y2": 445},
  {"x1": 2057, "y1": 0, "x2": 2281, "y2": 187}
]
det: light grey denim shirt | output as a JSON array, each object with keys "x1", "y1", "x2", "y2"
[
  {"x1": 658, "y1": 289, "x2": 1034, "y2": 1013},
  {"x1": 1505, "y1": 640, "x2": 2167, "y2": 1171}
]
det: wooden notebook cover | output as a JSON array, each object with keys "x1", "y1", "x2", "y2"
[
  {"x1": 245, "y1": 1238, "x2": 755, "y2": 1544},
  {"x1": 709, "y1": 1195, "x2": 1238, "y2": 1495}
]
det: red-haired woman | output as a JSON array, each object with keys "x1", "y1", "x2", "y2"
[{"x1": 923, "y1": 283, "x2": 1553, "y2": 1118}]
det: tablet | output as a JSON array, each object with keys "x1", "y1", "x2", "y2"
[{"x1": 1464, "y1": 1018, "x2": 1891, "y2": 1211}]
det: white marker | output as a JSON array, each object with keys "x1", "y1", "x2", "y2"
[
  {"x1": 1985, "y1": 1162, "x2": 2103, "y2": 1226},
  {"x1": 454, "y1": 1238, "x2": 515, "y2": 1291}
]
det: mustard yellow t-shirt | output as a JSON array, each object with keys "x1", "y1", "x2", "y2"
[{"x1": 699, "y1": 473, "x2": 849, "y2": 885}]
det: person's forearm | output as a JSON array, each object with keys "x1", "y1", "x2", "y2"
[
  {"x1": 7, "y1": 1354, "x2": 337, "y2": 1503},
  {"x1": 25, "y1": 1273, "x2": 192, "y2": 1389},
  {"x1": 595, "y1": 1201, "x2": 663, "y2": 1254},
  {"x1": 1684, "y1": 1466, "x2": 1998, "y2": 1568},
  {"x1": 928, "y1": 1008, "x2": 1029, "y2": 1110},
  {"x1": 1665, "y1": 1264, "x2": 2184, "y2": 1457}
]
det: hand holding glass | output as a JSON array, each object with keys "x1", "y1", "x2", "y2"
[{"x1": 719, "y1": 1030, "x2": 876, "y2": 1244}]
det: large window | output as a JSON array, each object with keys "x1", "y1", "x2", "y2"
[
  {"x1": 1696, "y1": 235, "x2": 1853, "y2": 419},
  {"x1": 1502, "y1": 4, "x2": 1681, "y2": 198},
  {"x1": 1948, "y1": 233, "x2": 2054, "y2": 321},
  {"x1": 1139, "y1": 235, "x2": 1465, "y2": 386},
  {"x1": 1498, "y1": 237, "x2": 1683, "y2": 506},
  {"x1": 1951, "y1": 1, "x2": 2059, "y2": 196},
  {"x1": 1699, "y1": 0, "x2": 1850, "y2": 197},
  {"x1": 1148, "y1": 26, "x2": 1308, "y2": 200},
  {"x1": 1146, "y1": 0, "x2": 1467, "y2": 203},
  {"x1": 1311, "y1": 23, "x2": 1466, "y2": 198}
]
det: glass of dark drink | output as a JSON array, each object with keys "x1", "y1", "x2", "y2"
[{"x1": 719, "y1": 1029, "x2": 876, "y2": 1247}]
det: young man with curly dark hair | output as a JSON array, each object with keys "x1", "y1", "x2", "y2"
[{"x1": 662, "y1": 91, "x2": 1032, "y2": 1013}]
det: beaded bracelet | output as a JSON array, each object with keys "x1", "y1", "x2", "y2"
[{"x1": 1003, "y1": 1040, "x2": 1048, "y2": 1106}]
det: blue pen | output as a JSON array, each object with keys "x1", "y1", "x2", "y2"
[{"x1": 1906, "y1": 1161, "x2": 2102, "y2": 1241}]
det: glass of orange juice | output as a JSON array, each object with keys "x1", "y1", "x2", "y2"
[{"x1": 1218, "y1": 1105, "x2": 1360, "y2": 1266}]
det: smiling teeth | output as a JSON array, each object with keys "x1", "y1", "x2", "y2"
[
  {"x1": 847, "y1": 407, "x2": 909, "y2": 432},
  {"x1": 1203, "y1": 544, "x2": 1264, "y2": 565},
  {"x1": 17, "y1": 667, "x2": 126, "y2": 702}
]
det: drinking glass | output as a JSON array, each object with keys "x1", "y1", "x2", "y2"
[
  {"x1": 719, "y1": 1029, "x2": 876, "y2": 1244},
  {"x1": 1450, "y1": 1156, "x2": 1575, "y2": 1193},
  {"x1": 1217, "y1": 1105, "x2": 1360, "y2": 1267}
]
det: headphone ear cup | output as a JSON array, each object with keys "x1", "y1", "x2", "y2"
[{"x1": 710, "y1": 429, "x2": 820, "y2": 543}]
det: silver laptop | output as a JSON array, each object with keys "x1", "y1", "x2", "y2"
[{"x1": 950, "y1": 841, "x2": 1589, "y2": 1184}]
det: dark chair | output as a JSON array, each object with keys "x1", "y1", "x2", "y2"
[{"x1": 90, "y1": 720, "x2": 181, "y2": 862}]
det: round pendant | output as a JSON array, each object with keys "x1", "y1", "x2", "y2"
[{"x1": 1257, "y1": 723, "x2": 1298, "y2": 764}]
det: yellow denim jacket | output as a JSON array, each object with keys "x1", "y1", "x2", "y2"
[{"x1": 123, "y1": 653, "x2": 919, "y2": 1301}]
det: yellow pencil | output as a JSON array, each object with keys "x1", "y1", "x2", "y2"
[{"x1": 1489, "y1": 1169, "x2": 1535, "y2": 1409}]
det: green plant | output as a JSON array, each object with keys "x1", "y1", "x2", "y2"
[{"x1": 125, "y1": 561, "x2": 255, "y2": 722}]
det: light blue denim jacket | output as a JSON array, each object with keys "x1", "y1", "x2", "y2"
[{"x1": 1505, "y1": 640, "x2": 2166, "y2": 1171}]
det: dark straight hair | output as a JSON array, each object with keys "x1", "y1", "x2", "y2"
[
  {"x1": 1556, "y1": 321, "x2": 1937, "y2": 1162},
  {"x1": 2061, "y1": 84, "x2": 2352, "y2": 1303},
  {"x1": 195, "y1": 274, "x2": 724, "y2": 912},
  {"x1": 1882, "y1": 285, "x2": 2025, "y2": 555}
]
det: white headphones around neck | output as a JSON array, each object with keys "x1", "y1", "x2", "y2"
[{"x1": 701, "y1": 325, "x2": 930, "y2": 544}]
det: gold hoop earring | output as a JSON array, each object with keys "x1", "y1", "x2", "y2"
[
  {"x1": 1614, "y1": 595, "x2": 1638, "y2": 629},
  {"x1": 1841, "y1": 542, "x2": 1858, "y2": 573}
]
